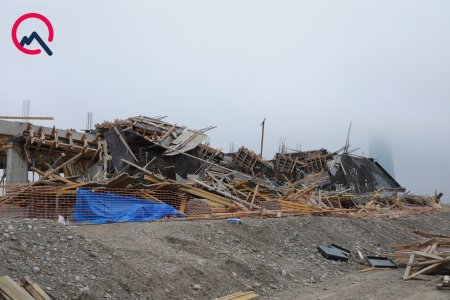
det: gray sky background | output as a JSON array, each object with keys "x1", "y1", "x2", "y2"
[{"x1": 1, "y1": 1, "x2": 449, "y2": 201}]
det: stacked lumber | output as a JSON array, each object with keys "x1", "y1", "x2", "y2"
[
  {"x1": 0, "y1": 276, "x2": 51, "y2": 300},
  {"x1": 393, "y1": 232, "x2": 450, "y2": 280}
]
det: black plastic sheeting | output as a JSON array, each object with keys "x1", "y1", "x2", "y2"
[
  {"x1": 317, "y1": 244, "x2": 351, "y2": 261},
  {"x1": 366, "y1": 256, "x2": 398, "y2": 268}
]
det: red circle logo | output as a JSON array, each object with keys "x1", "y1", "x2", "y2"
[{"x1": 12, "y1": 13, "x2": 54, "y2": 55}]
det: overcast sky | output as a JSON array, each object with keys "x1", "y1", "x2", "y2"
[{"x1": 1, "y1": 1, "x2": 449, "y2": 201}]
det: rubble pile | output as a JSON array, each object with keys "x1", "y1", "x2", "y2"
[
  {"x1": 394, "y1": 230, "x2": 450, "y2": 280},
  {"x1": 2, "y1": 213, "x2": 450, "y2": 299},
  {"x1": 0, "y1": 116, "x2": 443, "y2": 223}
]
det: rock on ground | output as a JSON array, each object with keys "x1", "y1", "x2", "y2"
[{"x1": 0, "y1": 213, "x2": 449, "y2": 299}]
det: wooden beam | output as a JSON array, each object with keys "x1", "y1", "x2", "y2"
[
  {"x1": 0, "y1": 151, "x2": 84, "y2": 207},
  {"x1": 0, "y1": 116, "x2": 54, "y2": 120},
  {"x1": 121, "y1": 159, "x2": 158, "y2": 177},
  {"x1": 250, "y1": 184, "x2": 259, "y2": 205},
  {"x1": 407, "y1": 262, "x2": 443, "y2": 279},
  {"x1": 0, "y1": 276, "x2": 35, "y2": 300},
  {"x1": 114, "y1": 127, "x2": 138, "y2": 162},
  {"x1": 403, "y1": 253, "x2": 415, "y2": 280},
  {"x1": 179, "y1": 199, "x2": 187, "y2": 213},
  {"x1": 216, "y1": 290, "x2": 259, "y2": 300},
  {"x1": 136, "y1": 132, "x2": 252, "y2": 180},
  {"x1": 19, "y1": 276, "x2": 51, "y2": 300},
  {"x1": 31, "y1": 167, "x2": 74, "y2": 185},
  {"x1": 191, "y1": 178, "x2": 257, "y2": 211},
  {"x1": 57, "y1": 181, "x2": 92, "y2": 191}
]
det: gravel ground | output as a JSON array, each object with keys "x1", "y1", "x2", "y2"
[
  {"x1": 276, "y1": 269, "x2": 447, "y2": 300},
  {"x1": 1, "y1": 213, "x2": 450, "y2": 299},
  {"x1": 0, "y1": 219, "x2": 151, "y2": 299}
]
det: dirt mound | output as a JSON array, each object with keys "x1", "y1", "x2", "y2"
[
  {"x1": 0, "y1": 219, "x2": 151, "y2": 299},
  {"x1": 1, "y1": 213, "x2": 450, "y2": 299}
]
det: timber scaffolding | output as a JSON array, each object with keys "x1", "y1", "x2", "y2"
[{"x1": 0, "y1": 116, "x2": 444, "y2": 223}]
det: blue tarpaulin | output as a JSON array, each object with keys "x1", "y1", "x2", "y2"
[{"x1": 74, "y1": 189, "x2": 184, "y2": 224}]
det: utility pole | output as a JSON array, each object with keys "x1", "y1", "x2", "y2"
[{"x1": 260, "y1": 117, "x2": 266, "y2": 158}]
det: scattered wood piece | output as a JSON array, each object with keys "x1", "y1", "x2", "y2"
[
  {"x1": 215, "y1": 290, "x2": 259, "y2": 300},
  {"x1": 19, "y1": 276, "x2": 52, "y2": 300},
  {"x1": 403, "y1": 253, "x2": 415, "y2": 280},
  {"x1": 436, "y1": 275, "x2": 450, "y2": 290},
  {"x1": 0, "y1": 276, "x2": 35, "y2": 300},
  {"x1": 396, "y1": 235, "x2": 450, "y2": 281},
  {"x1": 358, "y1": 267, "x2": 395, "y2": 273}
]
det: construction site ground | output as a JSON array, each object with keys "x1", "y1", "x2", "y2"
[{"x1": 1, "y1": 212, "x2": 450, "y2": 300}]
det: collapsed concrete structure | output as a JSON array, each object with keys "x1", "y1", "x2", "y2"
[
  {"x1": 0, "y1": 116, "x2": 440, "y2": 223},
  {"x1": 0, "y1": 117, "x2": 403, "y2": 192}
]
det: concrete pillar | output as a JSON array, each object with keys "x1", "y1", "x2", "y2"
[{"x1": 6, "y1": 143, "x2": 28, "y2": 184}]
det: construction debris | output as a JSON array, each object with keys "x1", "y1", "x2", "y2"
[
  {"x1": 0, "y1": 115, "x2": 444, "y2": 223},
  {"x1": 394, "y1": 231, "x2": 450, "y2": 280},
  {"x1": 317, "y1": 244, "x2": 351, "y2": 261},
  {"x1": 215, "y1": 291, "x2": 259, "y2": 300},
  {"x1": 365, "y1": 256, "x2": 397, "y2": 269},
  {"x1": 436, "y1": 275, "x2": 450, "y2": 290},
  {"x1": 2, "y1": 213, "x2": 450, "y2": 299},
  {"x1": 0, "y1": 275, "x2": 51, "y2": 300}
]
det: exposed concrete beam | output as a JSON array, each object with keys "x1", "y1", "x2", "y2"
[{"x1": 0, "y1": 120, "x2": 97, "y2": 142}]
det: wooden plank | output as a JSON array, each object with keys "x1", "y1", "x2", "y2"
[
  {"x1": 0, "y1": 276, "x2": 35, "y2": 300},
  {"x1": 196, "y1": 198, "x2": 227, "y2": 208},
  {"x1": 114, "y1": 127, "x2": 138, "y2": 162},
  {"x1": 403, "y1": 253, "x2": 415, "y2": 280},
  {"x1": 430, "y1": 242, "x2": 439, "y2": 253},
  {"x1": 407, "y1": 262, "x2": 444, "y2": 279},
  {"x1": 0, "y1": 152, "x2": 84, "y2": 207},
  {"x1": 57, "y1": 182, "x2": 92, "y2": 192},
  {"x1": 31, "y1": 167, "x2": 74, "y2": 185},
  {"x1": 178, "y1": 185, "x2": 236, "y2": 208},
  {"x1": 410, "y1": 259, "x2": 444, "y2": 266},
  {"x1": 190, "y1": 179, "x2": 255, "y2": 211},
  {"x1": 0, "y1": 116, "x2": 54, "y2": 120},
  {"x1": 106, "y1": 173, "x2": 139, "y2": 188},
  {"x1": 20, "y1": 276, "x2": 52, "y2": 300},
  {"x1": 250, "y1": 184, "x2": 259, "y2": 205},
  {"x1": 104, "y1": 129, "x2": 135, "y2": 172},
  {"x1": 122, "y1": 159, "x2": 156, "y2": 177},
  {"x1": 137, "y1": 191, "x2": 161, "y2": 202},
  {"x1": 215, "y1": 291, "x2": 259, "y2": 300},
  {"x1": 138, "y1": 133, "x2": 252, "y2": 179},
  {"x1": 412, "y1": 251, "x2": 444, "y2": 261},
  {"x1": 179, "y1": 199, "x2": 187, "y2": 213}
]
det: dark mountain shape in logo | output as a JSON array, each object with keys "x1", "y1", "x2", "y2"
[{"x1": 20, "y1": 31, "x2": 53, "y2": 56}]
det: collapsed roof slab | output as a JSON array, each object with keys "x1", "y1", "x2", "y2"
[{"x1": 0, "y1": 120, "x2": 97, "y2": 142}]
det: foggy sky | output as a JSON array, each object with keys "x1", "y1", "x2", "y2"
[{"x1": 1, "y1": 1, "x2": 449, "y2": 202}]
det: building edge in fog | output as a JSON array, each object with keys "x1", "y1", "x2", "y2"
[{"x1": 369, "y1": 136, "x2": 395, "y2": 179}]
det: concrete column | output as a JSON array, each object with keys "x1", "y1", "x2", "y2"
[{"x1": 5, "y1": 143, "x2": 28, "y2": 184}]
